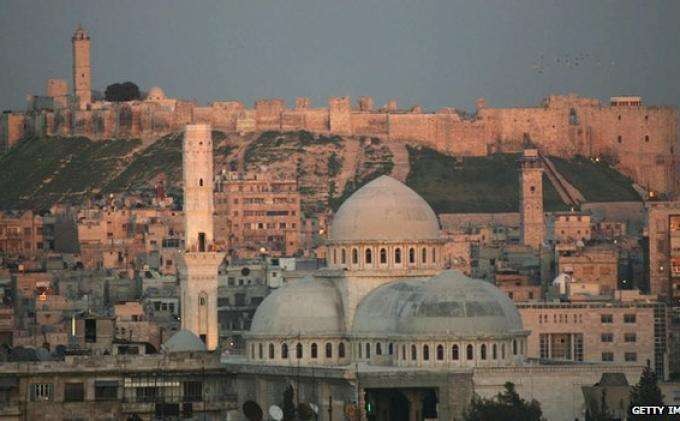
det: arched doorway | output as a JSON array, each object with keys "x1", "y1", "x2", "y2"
[{"x1": 242, "y1": 400, "x2": 263, "y2": 421}]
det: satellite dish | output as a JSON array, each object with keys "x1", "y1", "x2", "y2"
[
  {"x1": 269, "y1": 405, "x2": 283, "y2": 421},
  {"x1": 310, "y1": 403, "x2": 319, "y2": 414}
]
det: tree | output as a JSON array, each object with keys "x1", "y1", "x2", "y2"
[
  {"x1": 464, "y1": 382, "x2": 544, "y2": 421},
  {"x1": 629, "y1": 366, "x2": 664, "y2": 420},
  {"x1": 104, "y1": 81, "x2": 141, "y2": 102},
  {"x1": 282, "y1": 385, "x2": 296, "y2": 421}
]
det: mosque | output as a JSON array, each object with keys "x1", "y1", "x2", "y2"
[{"x1": 172, "y1": 124, "x2": 642, "y2": 420}]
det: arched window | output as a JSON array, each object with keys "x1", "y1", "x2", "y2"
[
  {"x1": 311, "y1": 343, "x2": 318, "y2": 359},
  {"x1": 281, "y1": 343, "x2": 288, "y2": 359},
  {"x1": 432, "y1": 247, "x2": 436, "y2": 263},
  {"x1": 365, "y1": 248, "x2": 372, "y2": 264},
  {"x1": 411, "y1": 345, "x2": 417, "y2": 360},
  {"x1": 481, "y1": 344, "x2": 487, "y2": 360},
  {"x1": 452, "y1": 345, "x2": 459, "y2": 360},
  {"x1": 325, "y1": 342, "x2": 332, "y2": 358},
  {"x1": 423, "y1": 345, "x2": 430, "y2": 361},
  {"x1": 269, "y1": 343, "x2": 275, "y2": 359},
  {"x1": 513, "y1": 339, "x2": 518, "y2": 355},
  {"x1": 502, "y1": 343, "x2": 506, "y2": 359},
  {"x1": 365, "y1": 343, "x2": 371, "y2": 359},
  {"x1": 437, "y1": 345, "x2": 444, "y2": 361},
  {"x1": 338, "y1": 342, "x2": 346, "y2": 358},
  {"x1": 409, "y1": 247, "x2": 415, "y2": 264},
  {"x1": 395, "y1": 248, "x2": 402, "y2": 264},
  {"x1": 376, "y1": 343, "x2": 382, "y2": 355},
  {"x1": 493, "y1": 344, "x2": 498, "y2": 360},
  {"x1": 352, "y1": 248, "x2": 358, "y2": 264},
  {"x1": 422, "y1": 247, "x2": 427, "y2": 264},
  {"x1": 341, "y1": 248, "x2": 346, "y2": 264},
  {"x1": 380, "y1": 248, "x2": 387, "y2": 264},
  {"x1": 199, "y1": 178, "x2": 203, "y2": 187},
  {"x1": 199, "y1": 294, "x2": 207, "y2": 306},
  {"x1": 251, "y1": 344, "x2": 254, "y2": 359},
  {"x1": 258, "y1": 343, "x2": 263, "y2": 359},
  {"x1": 333, "y1": 249, "x2": 337, "y2": 265},
  {"x1": 402, "y1": 345, "x2": 406, "y2": 360},
  {"x1": 388, "y1": 343, "x2": 394, "y2": 355},
  {"x1": 296, "y1": 343, "x2": 303, "y2": 359},
  {"x1": 466, "y1": 344, "x2": 474, "y2": 360}
]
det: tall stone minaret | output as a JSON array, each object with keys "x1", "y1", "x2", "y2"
[
  {"x1": 178, "y1": 124, "x2": 224, "y2": 351},
  {"x1": 72, "y1": 25, "x2": 92, "y2": 109},
  {"x1": 519, "y1": 149, "x2": 545, "y2": 249}
]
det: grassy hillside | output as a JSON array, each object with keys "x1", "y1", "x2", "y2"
[
  {"x1": 406, "y1": 146, "x2": 569, "y2": 213},
  {"x1": 0, "y1": 136, "x2": 141, "y2": 210},
  {"x1": 550, "y1": 155, "x2": 640, "y2": 202},
  {"x1": 0, "y1": 132, "x2": 641, "y2": 213}
]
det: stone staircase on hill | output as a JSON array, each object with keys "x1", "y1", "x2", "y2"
[{"x1": 541, "y1": 155, "x2": 585, "y2": 207}]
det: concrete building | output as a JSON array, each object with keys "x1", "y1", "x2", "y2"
[
  {"x1": 647, "y1": 201, "x2": 680, "y2": 302},
  {"x1": 519, "y1": 149, "x2": 545, "y2": 250},
  {"x1": 557, "y1": 244, "x2": 619, "y2": 295},
  {"x1": 214, "y1": 171, "x2": 302, "y2": 257},
  {"x1": 178, "y1": 124, "x2": 224, "y2": 351}
]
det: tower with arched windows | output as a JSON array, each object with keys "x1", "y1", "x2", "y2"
[
  {"x1": 519, "y1": 149, "x2": 545, "y2": 249},
  {"x1": 178, "y1": 124, "x2": 224, "y2": 350},
  {"x1": 72, "y1": 25, "x2": 92, "y2": 109}
]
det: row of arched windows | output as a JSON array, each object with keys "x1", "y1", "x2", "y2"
[
  {"x1": 357, "y1": 340, "x2": 524, "y2": 363},
  {"x1": 331, "y1": 245, "x2": 437, "y2": 267},
  {"x1": 250, "y1": 341, "x2": 347, "y2": 360}
]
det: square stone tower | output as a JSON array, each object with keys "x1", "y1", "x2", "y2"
[
  {"x1": 519, "y1": 149, "x2": 545, "y2": 249},
  {"x1": 72, "y1": 25, "x2": 92, "y2": 109},
  {"x1": 178, "y1": 124, "x2": 224, "y2": 350}
]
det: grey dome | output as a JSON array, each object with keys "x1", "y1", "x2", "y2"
[
  {"x1": 162, "y1": 329, "x2": 207, "y2": 353},
  {"x1": 330, "y1": 176, "x2": 441, "y2": 243},
  {"x1": 249, "y1": 276, "x2": 345, "y2": 337},
  {"x1": 352, "y1": 270, "x2": 524, "y2": 339}
]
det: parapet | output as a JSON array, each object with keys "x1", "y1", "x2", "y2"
[
  {"x1": 610, "y1": 96, "x2": 642, "y2": 107},
  {"x1": 358, "y1": 96, "x2": 374, "y2": 112},
  {"x1": 295, "y1": 97, "x2": 311, "y2": 110},
  {"x1": 385, "y1": 99, "x2": 398, "y2": 112},
  {"x1": 328, "y1": 96, "x2": 351, "y2": 112}
]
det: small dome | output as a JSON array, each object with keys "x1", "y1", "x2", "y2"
[
  {"x1": 353, "y1": 270, "x2": 524, "y2": 339},
  {"x1": 162, "y1": 329, "x2": 207, "y2": 353},
  {"x1": 249, "y1": 277, "x2": 345, "y2": 337},
  {"x1": 147, "y1": 86, "x2": 166, "y2": 101},
  {"x1": 330, "y1": 176, "x2": 440, "y2": 243}
]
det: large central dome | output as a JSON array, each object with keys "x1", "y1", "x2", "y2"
[{"x1": 330, "y1": 176, "x2": 441, "y2": 243}]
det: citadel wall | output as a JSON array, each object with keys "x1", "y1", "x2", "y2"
[{"x1": 3, "y1": 93, "x2": 679, "y2": 196}]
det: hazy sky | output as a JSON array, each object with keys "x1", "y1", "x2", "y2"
[{"x1": 1, "y1": 0, "x2": 679, "y2": 112}]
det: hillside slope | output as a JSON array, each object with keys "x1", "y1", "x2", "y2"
[{"x1": 0, "y1": 132, "x2": 640, "y2": 213}]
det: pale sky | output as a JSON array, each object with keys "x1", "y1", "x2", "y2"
[{"x1": 1, "y1": 0, "x2": 679, "y2": 112}]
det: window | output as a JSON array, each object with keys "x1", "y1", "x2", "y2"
[
  {"x1": 340, "y1": 248, "x2": 345, "y2": 264},
  {"x1": 85, "y1": 318, "x2": 97, "y2": 343},
  {"x1": 199, "y1": 178, "x2": 203, "y2": 187},
  {"x1": 281, "y1": 343, "x2": 288, "y2": 359},
  {"x1": 625, "y1": 352, "x2": 637, "y2": 362},
  {"x1": 296, "y1": 343, "x2": 303, "y2": 359},
  {"x1": 365, "y1": 343, "x2": 371, "y2": 359},
  {"x1": 436, "y1": 345, "x2": 444, "y2": 361},
  {"x1": 183, "y1": 381, "x2": 203, "y2": 402},
  {"x1": 466, "y1": 344, "x2": 474, "y2": 360},
  {"x1": 325, "y1": 342, "x2": 332, "y2": 358},
  {"x1": 501, "y1": 343, "x2": 506, "y2": 359},
  {"x1": 94, "y1": 381, "x2": 118, "y2": 401},
  {"x1": 539, "y1": 334, "x2": 549, "y2": 358},
  {"x1": 574, "y1": 334, "x2": 584, "y2": 362},
  {"x1": 422, "y1": 248, "x2": 427, "y2": 264},
  {"x1": 258, "y1": 343, "x2": 263, "y2": 359},
  {"x1": 481, "y1": 344, "x2": 487, "y2": 360},
  {"x1": 645, "y1": 135, "x2": 650, "y2": 143},
  {"x1": 452, "y1": 345, "x2": 459, "y2": 360},
  {"x1": 311, "y1": 343, "x2": 318, "y2": 359},
  {"x1": 30, "y1": 383, "x2": 53, "y2": 401},
  {"x1": 513, "y1": 340, "x2": 518, "y2": 355},
  {"x1": 365, "y1": 248, "x2": 372, "y2": 264},
  {"x1": 624, "y1": 333, "x2": 637, "y2": 343},
  {"x1": 409, "y1": 248, "x2": 415, "y2": 264},
  {"x1": 388, "y1": 343, "x2": 393, "y2": 355},
  {"x1": 352, "y1": 249, "x2": 358, "y2": 264},
  {"x1": 602, "y1": 352, "x2": 614, "y2": 362},
  {"x1": 423, "y1": 345, "x2": 430, "y2": 361},
  {"x1": 338, "y1": 342, "x2": 345, "y2": 358},
  {"x1": 492, "y1": 344, "x2": 498, "y2": 360},
  {"x1": 394, "y1": 248, "x2": 401, "y2": 264},
  {"x1": 601, "y1": 333, "x2": 614, "y2": 343},
  {"x1": 269, "y1": 343, "x2": 275, "y2": 359},
  {"x1": 411, "y1": 345, "x2": 417, "y2": 360},
  {"x1": 601, "y1": 314, "x2": 613, "y2": 323},
  {"x1": 432, "y1": 248, "x2": 436, "y2": 263},
  {"x1": 64, "y1": 383, "x2": 85, "y2": 402},
  {"x1": 624, "y1": 314, "x2": 636, "y2": 323},
  {"x1": 376, "y1": 343, "x2": 382, "y2": 355},
  {"x1": 617, "y1": 135, "x2": 622, "y2": 144},
  {"x1": 380, "y1": 248, "x2": 387, "y2": 264}
]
